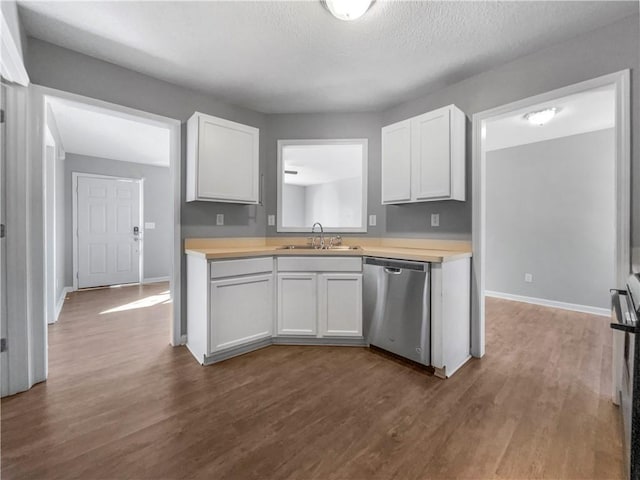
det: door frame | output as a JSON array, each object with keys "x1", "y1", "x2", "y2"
[
  {"x1": 470, "y1": 69, "x2": 631, "y2": 358},
  {"x1": 14, "y1": 84, "x2": 183, "y2": 396},
  {"x1": 72, "y1": 172, "x2": 145, "y2": 290}
]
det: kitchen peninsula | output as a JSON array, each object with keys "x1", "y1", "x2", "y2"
[{"x1": 186, "y1": 237, "x2": 472, "y2": 378}]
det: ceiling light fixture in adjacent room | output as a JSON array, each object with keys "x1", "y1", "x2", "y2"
[
  {"x1": 524, "y1": 107, "x2": 559, "y2": 126},
  {"x1": 323, "y1": 0, "x2": 373, "y2": 21}
]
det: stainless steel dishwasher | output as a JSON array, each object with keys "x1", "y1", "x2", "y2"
[{"x1": 363, "y1": 257, "x2": 431, "y2": 366}]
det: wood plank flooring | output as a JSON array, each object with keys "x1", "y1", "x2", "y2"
[{"x1": 1, "y1": 284, "x2": 624, "y2": 479}]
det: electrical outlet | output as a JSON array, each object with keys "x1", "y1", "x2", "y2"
[
  {"x1": 216, "y1": 214, "x2": 224, "y2": 226},
  {"x1": 524, "y1": 273, "x2": 533, "y2": 283},
  {"x1": 267, "y1": 215, "x2": 275, "y2": 226},
  {"x1": 431, "y1": 213, "x2": 440, "y2": 227},
  {"x1": 369, "y1": 214, "x2": 377, "y2": 226}
]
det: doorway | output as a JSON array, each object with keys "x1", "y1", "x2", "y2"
[
  {"x1": 18, "y1": 85, "x2": 183, "y2": 395},
  {"x1": 471, "y1": 70, "x2": 630, "y2": 359},
  {"x1": 73, "y1": 173, "x2": 143, "y2": 289}
]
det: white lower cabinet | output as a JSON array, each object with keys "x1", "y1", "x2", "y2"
[
  {"x1": 210, "y1": 274, "x2": 273, "y2": 352},
  {"x1": 318, "y1": 274, "x2": 362, "y2": 337},
  {"x1": 186, "y1": 255, "x2": 274, "y2": 364},
  {"x1": 276, "y1": 257, "x2": 363, "y2": 338},
  {"x1": 277, "y1": 273, "x2": 317, "y2": 335}
]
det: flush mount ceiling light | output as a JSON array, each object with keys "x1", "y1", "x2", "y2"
[
  {"x1": 524, "y1": 107, "x2": 560, "y2": 126},
  {"x1": 323, "y1": 0, "x2": 373, "y2": 21}
]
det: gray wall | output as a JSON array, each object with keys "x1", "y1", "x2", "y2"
[
  {"x1": 382, "y1": 14, "x2": 639, "y2": 248},
  {"x1": 282, "y1": 184, "x2": 306, "y2": 227},
  {"x1": 486, "y1": 129, "x2": 615, "y2": 309},
  {"x1": 64, "y1": 154, "x2": 172, "y2": 283},
  {"x1": 264, "y1": 112, "x2": 384, "y2": 237},
  {"x1": 306, "y1": 177, "x2": 361, "y2": 228}
]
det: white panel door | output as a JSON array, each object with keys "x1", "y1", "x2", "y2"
[
  {"x1": 210, "y1": 274, "x2": 273, "y2": 353},
  {"x1": 277, "y1": 273, "x2": 317, "y2": 335},
  {"x1": 381, "y1": 119, "x2": 412, "y2": 204},
  {"x1": 197, "y1": 115, "x2": 259, "y2": 203},
  {"x1": 318, "y1": 274, "x2": 362, "y2": 337},
  {"x1": 411, "y1": 107, "x2": 451, "y2": 200},
  {"x1": 77, "y1": 176, "x2": 140, "y2": 288}
]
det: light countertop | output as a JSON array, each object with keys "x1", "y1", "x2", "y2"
[{"x1": 184, "y1": 237, "x2": 472, "y2": 263}]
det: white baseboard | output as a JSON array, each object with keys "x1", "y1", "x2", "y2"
[
  {"x1": 485, "y1": 290, "x2": 609, "y2": 317},
  {"x1": 142, "y1": 276, "x2": 170, "y2": 284},
  {"x1": 54, "y1": 286, "x2": 73, "y2": 322}
]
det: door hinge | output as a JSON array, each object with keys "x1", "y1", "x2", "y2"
[
  {"x1": 0, "y1": 338, "x2": 7, "y2": 352},
  {"x1": 0, "y1": 224, "x2": 4, "y2": 238},
  {"x1": 0, "y1": 109, "x2": 4, "y2": 124}
]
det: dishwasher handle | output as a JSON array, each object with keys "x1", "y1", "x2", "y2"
[
  {"x1": 364, "y1": 256, "x2": 429, "y2": 272},
  {"x1": 384, "y1": 267, "x2": 402, "y2": 275}
]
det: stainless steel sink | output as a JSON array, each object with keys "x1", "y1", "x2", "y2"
[{"x1": 276, "y1": 245, "x2": 360, "y2": 251}]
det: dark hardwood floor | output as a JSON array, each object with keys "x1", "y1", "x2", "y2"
[{"x1": 1, "y1": 284, "x2": 623, "y2": 479}]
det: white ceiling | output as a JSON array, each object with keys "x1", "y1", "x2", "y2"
[
  {"x1": 48, "y1": 99, "x2": 171, "y2": 167},
  {"x1": 484, "y1": 84, "x2": 615, "y2": 152},
  {"x1": 283, "y1": 143, "x2": 362, "y2": 186},
  {"x1": 18, "y1": 1, "x2": 639, "y2": 114}
]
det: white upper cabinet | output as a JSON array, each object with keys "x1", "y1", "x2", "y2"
[
  {"x1": 381, "y1": 119, "x2": 412, "y2": 203},
  {"x1": 381, "y1": 104, "x2": 465, "y2": 204},
  {"x1": 186, "y1": 112, "x2": 260, "y2": 204}
]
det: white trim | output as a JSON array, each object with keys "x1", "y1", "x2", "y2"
[
  {"x1": 472, "y1": 70, "x2": 631, "y2": 359},
  {"x1": 72, "y1": 172, "x2": 144, "y2": 290},
  {"x1": 0, "y1": 11, "x2": 29, "y2": 86},
  {"x1": 54, "y1": 287, "x2": 73, "y2": 322},
  {"x1": 143, "y1": 276, "x2": 170, "y2": 284},
  {"x1": 485, "y1": 291, "x2": 610, "y2": 317},
  {"x1": 276, "y1": 138, "x2": 369, "y2": 233},
  {"x1": 4, "y1": 85, "x2": 33, "y2": 395}
]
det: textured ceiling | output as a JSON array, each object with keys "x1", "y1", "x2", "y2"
[{"x1": 19, "y1": 1, "x2": 639, "y2": 114}]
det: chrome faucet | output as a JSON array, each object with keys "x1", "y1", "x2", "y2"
[{"x1": 311, "y1": 222, "x2": 325, "y2": 249}]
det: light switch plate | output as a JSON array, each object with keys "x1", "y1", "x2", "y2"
[
  {"x1": 216, "y1": 214, "x2": 224, "y2": 226},
  {"x1": 268, "y1": 215, "x2": 275, "y2": 226},
  {"x1": 431, "y1": 213, "x2": 440, "y2": 227},
  {"x1": 144, "y1": 222, "x2": 156, "y2": 229},
  {"x1": 524, "y1": 273, "x2": 533, "y2": 283},
  {"x1": 368, "y1": 214, "x2": 376, "y2": 226}
]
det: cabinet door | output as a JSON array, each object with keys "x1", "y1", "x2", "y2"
[
  {"x1": 210, "y1": 274, "x2": 273, "y2": 353},
  {"x1": 277, "y1": 273, "x2": 317, "y2": 335},
  {"x1": 381, "y1": 119, "x2": 412, "y2": 204},
  {"x1": 411, "y1": 107, "x2": 451, "y2": 200},
  {"x1": 197, "y1": 115, "x2": 259, "y2": 203},
  {"x1": 318, "y1": 273, "x2": 362, "y2": 337}
]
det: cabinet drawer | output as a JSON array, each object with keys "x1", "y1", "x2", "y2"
[
  {"x1": 277, "y1": 256, "x2": 362, "y2": 273},
  {"x1": 210, "y1": 257, "x2": 273, "y2": 279}
]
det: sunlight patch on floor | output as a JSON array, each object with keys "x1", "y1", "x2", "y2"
[{"x1": 100, "y1": 293, "x2": 171, "y2": 314}]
